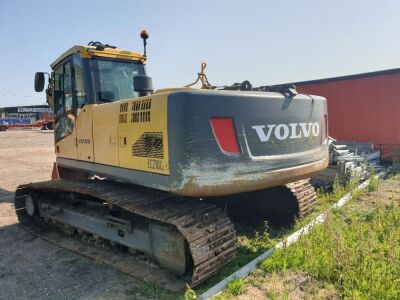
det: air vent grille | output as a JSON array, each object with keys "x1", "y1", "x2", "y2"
[
  {"x1": 131, "y1": 99, "x2": 151, "y2": 123},
  {"x1": 120, "y1": 102, "x2": 128, "y2": 112},
  {"x1": 119, "y1": 102, "x2": 128, "y2": 123},
  {"x1": 132, "y1": 132, "x2": 164, "y2": 159}
]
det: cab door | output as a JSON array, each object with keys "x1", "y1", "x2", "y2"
[
  {"x1": 53, "y1": 59, "x2": 78, "y2": 159},
  {"x1": 73, "y1": 55, "x2": 95, "y2": 162}
]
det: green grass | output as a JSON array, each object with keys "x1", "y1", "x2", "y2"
[
  {"x1": 211, "y1": 278, "x2": 246, "y2": 300},
  {"x1": 259, "y1": 200, "x2": 400, "y2": 299},
  {"x1": 210, "y1": 173, "x2": 396, "y2": 299},
  {"x1": 204, "y1": 175, "x2": 363, "y2": 289},
  {"x1": 226, "y1": 278, "x2": 245, "y2": 296},
  {"x1": 316, "y1": 176, "x2": 347, "y2": 207},
  {"x1": 184, "y1": 284, "x2": 197, "y2": 300},
  {"x1": 137, "y1": 282, "x2": 180, "y2": 300},
  {"x1": 316, "y1": 175, "x2": 362, "y2": 209},
  {"x1": 368, "y1": 172, "x2": 380, "y2": 192},
  {"x1": 137, "y1": 173, "x2": 388, "y2": 299},
  {"x1": 200, "y1": 175, "x2": 364, "y2": 295},
  {"x1": 392, "y1": 151, "x2": 400, "y2": 174},
  {"x1": 205, "y1": 177, "x2": 369, "y2": 299},
  {"x1": 193, "y1": 222, "x2": 289, "y2": 291}
]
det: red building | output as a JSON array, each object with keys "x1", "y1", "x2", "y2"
[{"x1": 293, "y1": 68, "x2": 400, "y2": 160}]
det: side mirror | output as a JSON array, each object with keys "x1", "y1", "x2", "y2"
[
  {"x1": 34, "y1": 72, "x2": 45, "y2": 92},
  {"x1": 133, "y1": 75, "x2": 154, "y2": 96}
]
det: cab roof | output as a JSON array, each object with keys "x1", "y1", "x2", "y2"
[{"x1": 50, "y1": 45, "x2": 146, "y2": 69}]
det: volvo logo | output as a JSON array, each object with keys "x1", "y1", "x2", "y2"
[{"x1": 252, "y1": 122, "x2": 320, "y2": 142}]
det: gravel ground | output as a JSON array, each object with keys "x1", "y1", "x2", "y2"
[{"x1": 0, "y1": 130, "x2": 148, "y2": 300}]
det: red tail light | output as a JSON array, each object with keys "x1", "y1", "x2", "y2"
[
  {"x1": 210, "y1": 117, "x2": 240, "y2": 155},
  {"x1": 323, "y1": 114, "x2": 328, "y2": 144}
]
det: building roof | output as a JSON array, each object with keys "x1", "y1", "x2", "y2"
[
  {"x1": 0, "y1": 104, "x2": 50, "y2": 113},
  {"x1": 293, "y1": 67, "x2": 400, "y2": 86}
]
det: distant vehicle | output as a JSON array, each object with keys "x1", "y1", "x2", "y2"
[
  {"x1": 0, "y1": 124, "x2": 8, "y2": 131},
  {"x1": 0, "y1": 118, "x2": 30, "y2": 130},
  {"x1": 37, "y1": 119, "x2": 54, "y2": 130},
  {"x1": 0, "y1": 118, "x2": 54, "y2": 130},
  {"x1": 0, "y1": 118, "x2": 13, "y2": 131}
]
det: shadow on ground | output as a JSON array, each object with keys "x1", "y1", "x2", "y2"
[{"x1": 0, "y1": 188, "x2": 14, "y2": 203}]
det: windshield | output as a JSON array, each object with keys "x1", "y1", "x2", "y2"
[{"x1": 93, "y1": 59, "x2": 145, "y2": 103}]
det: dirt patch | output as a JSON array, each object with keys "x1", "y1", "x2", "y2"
[
  {"x1": 0, "y1": 130, "x2": 55, "y2": 195},
  {"x1": 0, "y1": 130, "x2": 150, "y2": 300},
  {"x1": 350, "y1": 175, "x2": 400, "y2": 213},
  {"x1": 236, "y1": 271, "x2": 339, "y2": 300}
]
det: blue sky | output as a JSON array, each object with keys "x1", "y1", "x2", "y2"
[{"x1": 1, "y1": 0, "x2": 399, "y2": 107}]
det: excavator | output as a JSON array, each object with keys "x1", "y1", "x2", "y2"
[{"x1": 15, "y1": 31, "x2": 328, "y2": 291}]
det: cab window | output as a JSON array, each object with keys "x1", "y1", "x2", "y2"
[
  {"x1": 54, "y1": 65, "x2": 65, "y2": 117},
  {"x1": 72, "y1": 54, "x2": 86, "y2": 108},
  {"x1": 54, "y1": 61, "x2": 73, "y2": 116},
  {"x1": 53, "y1": 60, "x2": 74, "y2": 142},
  {"x1": 92, "y1": 59, "x2": 145, "y2": 103},
  {"x1": 64, "y1": 62, "x2": 73, "y2": 111}
]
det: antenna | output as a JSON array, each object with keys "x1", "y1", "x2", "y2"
[{"x1": 140, "y1": 30, "x2": 149, "y2": 57}]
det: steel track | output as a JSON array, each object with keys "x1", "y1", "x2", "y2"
[
  {"x1": 14, "y1": 179, "x2": 237, "y2": 291},
  {"x1": 13, "y1": 178, "x2": 316, "y2": 291},
  {"x1": 285, "y1": 179, "x2": 317, "y2": 218}
]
